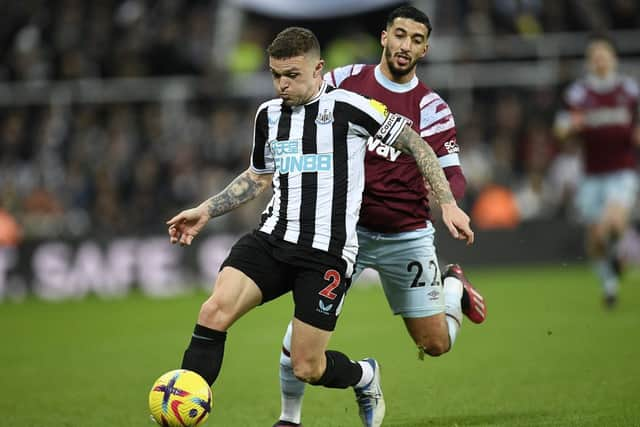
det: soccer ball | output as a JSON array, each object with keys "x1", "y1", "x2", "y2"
[{"x1": 149, "y1": 369, "x2": 213, "y2": 426}]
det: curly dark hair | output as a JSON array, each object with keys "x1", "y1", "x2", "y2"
[
  {"x1": 267, "y1": 27, "x2": 321, "y2": 59},
  {"x1": 387, "y1": 5, "x2": 432, "y2": 37}
]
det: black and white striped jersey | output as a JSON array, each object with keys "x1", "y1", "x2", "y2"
[{"x1": 250, "y1": 81, "x2": 410, "y2": 270}]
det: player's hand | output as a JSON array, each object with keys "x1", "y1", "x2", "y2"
[
  {"x1": 166, "y1": 205, "x2": 209, "y2": 246},
  {"x1": 632, "y1": 127, "x2": 640, "y2": 146},
  {"x1": 440, "y1": 202, "x2": 474, "y2": 245},
  {"x1": 570, "y1": 111, "x2": 585, "y2": 132}
]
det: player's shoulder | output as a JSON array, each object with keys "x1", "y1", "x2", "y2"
[
  {"x1": 256, "y1": 98, "x2": 283, "y2": 114},
  {"x1": 324, "y1": 87, "x2": 388, "y2": 120},
  {"x1": 418, "y1": 86, "x2": 449, "y2": 109},
  {"x1": 325, "y1": 86, "x2": 370, "y2": 106},
  {"x1": 620, "y1": 75, "x2": 639, "y2": 98},
  {"x1": 565, "y1": 79, "x2": 588, "y2": 105},
  {"x1": 324, "y1": 64, "x2": 374, "y2": 87},
  {"x1": 256, "y1": 98, "x2": 282, "y2": 117}
]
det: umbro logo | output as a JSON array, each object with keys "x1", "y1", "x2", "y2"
[
  {"x1": 427, "y1": 290, "x2": 440, "y2": 300},
  {"x1": 315, "y1": 109, "x2": 334, "y2": 125}
]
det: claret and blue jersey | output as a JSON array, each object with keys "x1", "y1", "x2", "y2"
[{"x1": 324, "y1": 64, "x2": 467, "y2": 233}]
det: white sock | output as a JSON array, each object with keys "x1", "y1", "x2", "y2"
[
  {"x1": 354, "y1": 360, "x2": 374, "y2": 389},
  {"x1": 594, "y1": 259, "x2": 618, "y2": 297},
  {"x1": 279, "y1": 322, "x2": 304, "y2": 424},
  {"x1": 443, "y1": 276, "x2": 463, "y2": 347}
]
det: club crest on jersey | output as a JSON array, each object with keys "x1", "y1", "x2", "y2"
[{"x1": 315, "y1": 108, "x2": 334, "y2": 125}]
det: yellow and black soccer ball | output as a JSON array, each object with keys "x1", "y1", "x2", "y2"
[{"x1": 149, "y1": 369, "x2": 212, "y2": 426}]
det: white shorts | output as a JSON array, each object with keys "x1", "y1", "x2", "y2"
[
  {"x1": 353, "y1": 223, "x2": 443, "y2": 318},
  {"x1": 575, "y1": 169, "x2": 639, "y2": 224}
]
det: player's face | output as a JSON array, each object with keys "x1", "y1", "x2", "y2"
[
  {"x1": 587, "y1": 41, "x2": 617, "y2": 78},
  {"x1": 381, "y1": 17, "x2": 429, "y2": 80},
  {"x1": 269, "y1": 54, "x2": 324, "y2": 106}
]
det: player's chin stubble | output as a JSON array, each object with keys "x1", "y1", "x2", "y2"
[{"x1": 384, "y1": 49, "x2": 415, "y2": 78}]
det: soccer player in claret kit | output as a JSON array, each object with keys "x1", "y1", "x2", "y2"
[
  {"x1": 166, "y1": 27, "x2": 474, "y2": 426},
  {"x1": 555, "y1": 34, "x2": 640, "y2": 309},
  {"x1": 274, "y1": 6, "x2": 487, "y2": 427}
]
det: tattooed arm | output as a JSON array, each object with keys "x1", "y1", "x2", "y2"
[
  {"x1": 393, "y1": 125, "x2": 454, "y2": 205},
  {"x1": 394, "y1": 125, "x2": 474, "y2": 244},
  {"x1": 166, "y1": 168, "x2": 272, "y2": 246},
  {"x1": 203, "y1": 168, "x2": 272, "y2": 218}
]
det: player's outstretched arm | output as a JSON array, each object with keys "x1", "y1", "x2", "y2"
[
  {"x1": 166, "y1": 168, "x2": 272, "y2": 246},
  {"x1": 554, "y1": 110, "x2": 584, "y2": 141},
  {"x1": 393, "y1": 125, "x2": 474, "y2": 245},
  {"x1": 632, "y1": 126, "x2": 640, "y2": 146}
]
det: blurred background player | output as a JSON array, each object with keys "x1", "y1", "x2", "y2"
[
  {"x1": 555, "y1": 34, "x2": 640, "y2": 308},
  {"x1": 274, "y1": 6, "x2": 486, "y2": 427}
]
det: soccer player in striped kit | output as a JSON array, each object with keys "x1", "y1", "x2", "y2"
[
  {"x1": 273, "y1": 7, "x2": 488, "y2": 427},
  {"x1": 167, "y1": 26, "x2": 474, "y2": 427},
  {"x1": 555, "y1": 35, "x2": 640, "y2": 309}
]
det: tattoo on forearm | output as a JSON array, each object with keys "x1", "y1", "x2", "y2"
[
  {"x1": 206, "y1": 170, "x2": 269, "y2": 218},
  {"x1": 395, "y1": 126, "x2": 455, "y2": 205}
]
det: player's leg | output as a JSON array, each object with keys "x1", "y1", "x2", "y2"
[
  {"x1": 405, "y1": 263, "x2": 487, "y2": 356},
  {"x1": 275, "y1": 321, "x2": 305, "y2": 426},
  {"x1": 370, "y1": 225, "x2": 463, "y2": 356},
  {"x1": 601, "y1": 202, "x2": 630, "y2": 273},
  {"x1": 576, "y1": 174, "x2": 637, "y2": 307},
  {"x1": 576, "y1": 176, "x2": 616, "y2": 304},
  {"x1": 403, "y1": 313, "x2": 451, "y2": 356},
  {"x1": 181, "y1": 266, "x2": 262, "y2": 385},
  {"x1": 289, "y1": 318, "x2": 383, "y2": 427},
  {"x1": 289, "y1": 260, "x2": 384, "y2": 427},
  {"x1": 399, "y1": 269, "x2": 464, "y2": 358},
  {"x1": 445, "y1": 263, "x2": 487, "y2": 324},
  {"x1": 593, "y1": 170, "x2": 638, "y2": 307},
  {"x1": 183, "y1": 232, "x2": 287, "y2": 386},
  {"x1": 275, "y1": 252, "x2": 369, "y2": 427},
  {"x1": 586, "y1": 221, "x2": 617, "y2": 303}
]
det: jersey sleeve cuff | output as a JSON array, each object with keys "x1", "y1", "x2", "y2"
[{"x1": 250, "y1": 165, "x2": 274, "y2": 175}]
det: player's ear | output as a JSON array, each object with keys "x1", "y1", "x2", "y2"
[
  {"x1": 421, "y1": 42, "x2": 429, "y2": 58},
  {"x1": 314, "y1": 59, "x2": 324, "y2": 77},
  {"x1": 381, "y1": 30, "x2": 388, "y2": 48}
]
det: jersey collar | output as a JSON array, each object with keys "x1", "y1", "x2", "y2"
[
  {"x1": 586, "y1": 73, "x2": 619, "y2": 93},
  {"x1": 305, "y1": 81, "x2": 328, "y2": 105},
  {"x1": 374, "y1": 65, "x2": 418, "y2": 93}
]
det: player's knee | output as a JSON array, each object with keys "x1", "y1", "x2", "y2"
[
  {"x1": 198, "y1": 297, "x2": 233, "y2": 330},
  {"x1": 420, "y1": 336, "x2": 450, "y2": 357},
  {"x1": 290, "y1": 354, "x2": 323, "y2": 383}
]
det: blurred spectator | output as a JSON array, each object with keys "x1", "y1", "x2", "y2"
[
  {"x1": 465, "y1": 0, "x2": 495, "y2": 36},
  {"x1": 324, "y1": 30, "x2": 379, "y2": 71},
  {"x1": 471, "y1": 184, "x2": 520, "y2": 229},
  {"x1": 227, "y1": 27, "x2": 268, "y2": 75},
  {"x1": 1, "y1": 1, "x2": 637, "y2": 240},
  {"x1": 513, "y1": 119, "x2": 558, "y2": 220},
  {"x1": 458, "y1": 122, "x2": 494, "y2": 206},
  {"x1": 0, "y1": 209, "x2": 22, "y2": 246}
]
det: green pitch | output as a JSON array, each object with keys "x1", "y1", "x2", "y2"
[{"x1": 1, "y1": 264, "x2": 639, "y2": 426}]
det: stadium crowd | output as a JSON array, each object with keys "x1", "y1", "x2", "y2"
[{"x1": 0, "y1": 0, "x2": 638, "y2": 239}]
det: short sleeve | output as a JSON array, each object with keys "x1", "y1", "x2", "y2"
[
  {"x1": 331, "y1": 89, "x2": 412, "y2": 147},
  {"x1": 250, "y1": 105, "x2": 275, "y2": 174}
]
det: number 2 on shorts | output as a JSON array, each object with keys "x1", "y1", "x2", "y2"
[{"x1": 319, "y1": 269, "x2": 341, "y2": 300}]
